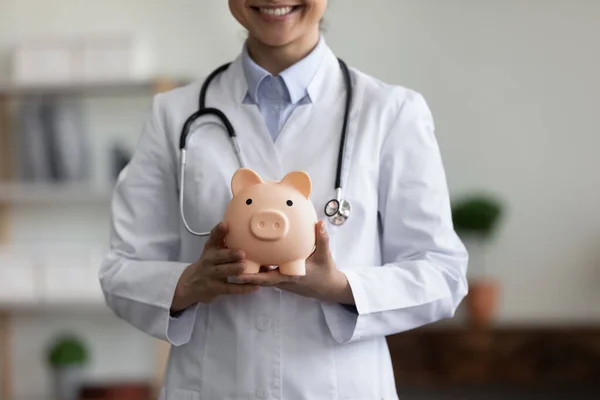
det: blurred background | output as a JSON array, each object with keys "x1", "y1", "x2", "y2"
[{"x1": 0, "y1": 0, "x2": 599, "y2": 399}]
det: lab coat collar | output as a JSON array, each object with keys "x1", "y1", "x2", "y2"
[
  {"x1": 280, "y1": 36, "x2": 327, "y2": 104},
  {"x1": 227, "y1": 40, "x2": 342, "y2": 106},
  {"x1": 241, "y1": 36, "x2": 327, "y2": 105}
]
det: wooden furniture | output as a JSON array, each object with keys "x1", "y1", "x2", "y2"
[
  {"x1": 78, "y1": 382, "x2": 154, "y2": 400},
  {"x1": 386, "y1": 324, "x2": 600, "y2": 389},
  {"x1": 0, "y1": 77, "x2": 185, "y2": 400}
]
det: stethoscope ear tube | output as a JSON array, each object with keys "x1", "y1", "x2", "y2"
[
  {"x1": 334, "y1": 59, "x2": 352, "y2": 191},
  {"x1": 179, "y1": 108, "x2": 237, "y2": 150},
  {"x1": 199, "y1": 63, "x2": 231, "y2": 109},
  {"x1": 178, "y1": 108, "x2": 245, "y2": 237},
  {"x1": 326, "y1": 59, "x2": 353, "y2": 225},
  {"x1": 179, "y1": 149, "x2": 211, "y2": 237}
]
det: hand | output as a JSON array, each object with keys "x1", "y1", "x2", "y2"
[
  {"x1": 234, "y1": 220, "x2": 355, "y2": 305},
  {"x1": 171, "y1": 222, "x2": 259, "y2": 312}
]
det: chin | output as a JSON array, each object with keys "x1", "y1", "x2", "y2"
[
  {"x1": 244, "y1": 3, "x2": 314, "y2": 41},
  {"x1": 256, "y1": 32, "x2": 297, "y2": 47}
]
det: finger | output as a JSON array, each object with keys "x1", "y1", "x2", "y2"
[
  {"x1": 216, "y1": 282, "x2": 260, "y2": 296},
  {"x1": 207, "y1": 261, "x2": 247, "y2": 278},
  {"x1": 316, "y1": 220, "x2": 329, "y2": 246},
  {"x1": 236, "y1": 270, "x2": 291, "y2": 286},
  {"x1": 204, "y1": 222, "x2": 229, "y2": 249},
  {"x1": 204, "y1": 248, "x2": 245, "y2": 265},
  {"x1": 274, "y1": 281, "x2": 295, "y2": 291}
]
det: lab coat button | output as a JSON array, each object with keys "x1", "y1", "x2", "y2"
[
  {"x1": 256, "y1": 317, "x2": 270, "y2": 331},
  {"x1": 255, "y1": 389, "x2": 268, "y2": 399}
]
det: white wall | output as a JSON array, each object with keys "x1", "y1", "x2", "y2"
[
  {"x1": 328, "y1": 0, "x2": 600, "y2": 322},
  {"x1": 2, "y1": 0, "x2": 600, "y2": 397}
]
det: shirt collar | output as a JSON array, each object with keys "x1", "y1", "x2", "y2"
[{"x1": 241, "y1": 36, "x2": 327, "y2": 104}]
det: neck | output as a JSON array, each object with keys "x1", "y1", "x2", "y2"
[{"x1": 247, "y1": 30, "x2": 320, "y2": 75}]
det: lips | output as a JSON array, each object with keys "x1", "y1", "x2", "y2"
[{"x1": 250, "y1": 5, "x2": 302, "y2": 17}]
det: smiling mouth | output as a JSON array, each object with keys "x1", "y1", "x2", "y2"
[{"x1": 250, "y1": 5, "x2": 302, "y2": 17}]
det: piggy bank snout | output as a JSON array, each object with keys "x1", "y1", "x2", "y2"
[{"x1": 250, "y1": 209, "x2": 289, "y2": 241}]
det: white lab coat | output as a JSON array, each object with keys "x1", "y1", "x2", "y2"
[{"x1": 99, "y1": 44, "x2": 468, "y2": 400}]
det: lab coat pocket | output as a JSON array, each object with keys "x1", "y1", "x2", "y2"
[{"x1": 167, "y1": 389, "x2": 201, "y2": 400}]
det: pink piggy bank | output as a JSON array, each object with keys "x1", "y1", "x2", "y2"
[{"x1": 223, "y1": 168, "x2": 318, "y2": 276}]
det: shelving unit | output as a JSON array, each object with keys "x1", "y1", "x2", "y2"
[
  {"x1": 0, "y1": 77, "x2": 188, "y2": 98},
  {"x1": 1, "y1": 88, "x2": 13, "y2": 400},
  {"x1": 0, "y1": 182, "x2": 113, "y2": 204},
  {"x1": 0, "y1": 76, "x2": 186, "y2": 400}
]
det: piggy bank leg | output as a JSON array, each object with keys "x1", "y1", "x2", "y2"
[
  {"x1": 244, "y1": 260, "x2": 261, "y2": 274},
  {"x1": 279, "y1": 260, "x2": 306, "y2": 276}
]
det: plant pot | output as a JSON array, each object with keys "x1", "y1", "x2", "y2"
[
  {"x1": 465, "y1": 278, "x2": 500, "y2": 327},
  {"x1": 52, "y1": 365, "x2": 85, "y2": 400}
]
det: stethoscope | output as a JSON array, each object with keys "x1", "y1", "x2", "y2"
[{"x1": 179, "y1": 58, "x2": 353, "y2": 237}]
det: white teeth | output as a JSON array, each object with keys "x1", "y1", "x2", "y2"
[{"x1": 259, "y1": 6, "x2": 294, "y2": 16}]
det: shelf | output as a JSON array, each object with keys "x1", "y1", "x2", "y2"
[
  {"x1": 0, "y1": 296, "x2": 107, "y2": 312},
  {"x1": 0, "y1": 182, "x2": 113, "y2": 204},
  {"x1": 0, "y1": 76, "x2": 190, "y2": 97},
  {"x1": 0, "y1": 279, "x2": 107, "y2": 311},
  {"x1": 0, "y1": 248, "x2": 107, "y2": 311}
]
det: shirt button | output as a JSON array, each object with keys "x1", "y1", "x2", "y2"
[
  {"x1": 255, "y1": 389, "x2": 269, "y2": 399},
  {"x1": 256, "y1": 317, "x2": 270, "y2": 331}
]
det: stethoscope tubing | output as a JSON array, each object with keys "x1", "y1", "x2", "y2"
[{"x1": 179, "y1": 58, "x2": 353, "y2": 236}]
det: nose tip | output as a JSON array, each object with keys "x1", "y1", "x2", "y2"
[{"x1": 250, "y1": 210, "x2": 289, "y2": 241}]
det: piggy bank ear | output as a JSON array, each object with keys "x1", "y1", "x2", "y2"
[
  {"x1": 281, "y1": 171, "x2": 312, "y2": 199},
  {"x1": 231, "y1": 168, "x2": 264, "y2": 196}
]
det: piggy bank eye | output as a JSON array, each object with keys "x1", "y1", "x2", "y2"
[
  {"x1": 286, "y1": 200, "x2": 293, "y2": 207},
  {"x1": 246, "y1": 199, "x2": 253, "y2": 205}
]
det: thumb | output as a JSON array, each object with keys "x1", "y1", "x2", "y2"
[
  {"x1": 314, "y1": 220, "x2": 332, "y2": 260},
  {"x1": 205, "y1": 222, "x2": 228, "y2": 249}
]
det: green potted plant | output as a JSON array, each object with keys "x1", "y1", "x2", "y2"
[
  {"x1": 452, "y1": 193, "x2": 505, "y2": 326},
  {"x1": 46, "y1": 334, "x2": 89, "y2": 400}
]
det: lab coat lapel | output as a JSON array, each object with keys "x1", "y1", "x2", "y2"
[
  {"x1": 216, "y1": 47, "x2": 354, "y2": 186},
  {"x1": 275, "y1": 46, "x2": 348, "y2": 156},
  {"x1": 241, "y1": 105, "x2": 284, "y2": 180},
  {"x1": 273, "y1": 48, "x2": 356, "y2": 219}
]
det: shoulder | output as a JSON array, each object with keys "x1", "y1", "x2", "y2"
[
  {"x1": 346, "y1": 66, "x2": 437, "y2": 153},
  {"x1": 151, "y1": 79, "x2": 204, "y2": 120},
  {"x1": 137, "y1": 79, "x2": 205, "y2": 154},
  {"x1": 349, "y1": 66, "x2": 433, "y2": 123}
]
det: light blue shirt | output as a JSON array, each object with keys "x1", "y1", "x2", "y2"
[{"x1": 241, "y1": 37, "x2": 326, "y2": 141}]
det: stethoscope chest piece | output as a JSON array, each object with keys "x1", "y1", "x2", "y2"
[{"x1": 325, "y1": 197, "x2": 351, "y2": 226}]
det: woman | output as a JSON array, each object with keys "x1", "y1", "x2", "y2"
[{"x1": 99, "y1": 1, "x2": 468, "y2": 399}]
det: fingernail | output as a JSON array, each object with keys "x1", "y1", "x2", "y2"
[
  {"x1": 320, "y1": 221, "x2": 327, "y2": 234},
  {"x1": 228, "y1": 276, "x2": 242, "y2": 284}
]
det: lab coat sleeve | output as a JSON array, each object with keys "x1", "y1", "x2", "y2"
[
  {"x1": 322, "y1": 90, "x2": 469, "y2": 344},
  {"x1": 98, "y1": 92, "x2": 200, "y2": 346}
]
